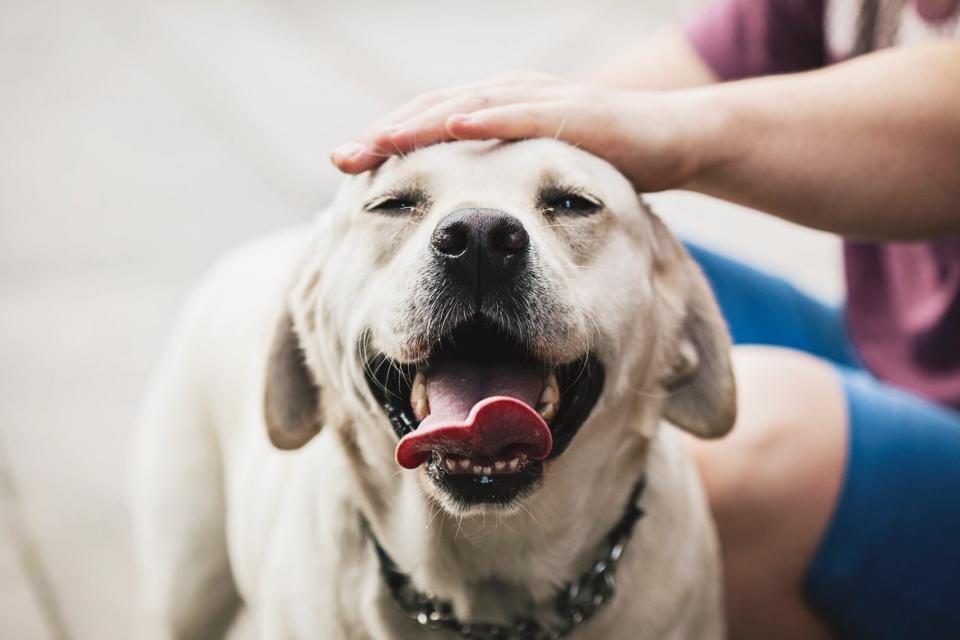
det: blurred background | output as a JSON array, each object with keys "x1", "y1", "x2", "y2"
[{"x1": 0, "y1": 0, "x2": 842, "y2": 637}]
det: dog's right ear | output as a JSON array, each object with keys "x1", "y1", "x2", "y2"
[{"x1": 263, "y1": 309, "x2": 323, "y2": 450}]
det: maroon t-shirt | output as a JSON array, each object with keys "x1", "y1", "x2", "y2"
[{"x1": 686, "y1": 0, "x2": 960, "y2": 410}]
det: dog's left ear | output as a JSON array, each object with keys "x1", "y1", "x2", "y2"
[
  {"x1": 651, "y1": 216, "x2": 737, "y2": 439},
  {"x1": 263, "y1": 309, "x2": 323, "y2": 449}
]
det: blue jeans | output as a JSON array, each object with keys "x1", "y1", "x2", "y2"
[{"x1": 688, "y1": 243, "x2": 960, "y2": 640}]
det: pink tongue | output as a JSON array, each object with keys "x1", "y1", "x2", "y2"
[{"x1": 395, "y1": 361, "x2": 553, "y2": 469}]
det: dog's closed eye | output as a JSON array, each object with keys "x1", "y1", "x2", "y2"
[
  {"x1": 538, "y1": 186, "x2": 603, "y2": 216},
  {"x1": 365, "y1": 190, "x2": 426, "y2": 216}
]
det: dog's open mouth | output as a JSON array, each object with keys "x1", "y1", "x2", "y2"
[{"x1": 365, "y1": 318, "x2": 604, "y2": 505}]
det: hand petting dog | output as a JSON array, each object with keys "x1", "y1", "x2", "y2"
[{"x1": 332, "y1": 70, "x2": 710, "y2": 193}]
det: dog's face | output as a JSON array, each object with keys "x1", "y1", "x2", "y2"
[{"x1": 264, "y1": 139, "x2": 735, "y2": 517}]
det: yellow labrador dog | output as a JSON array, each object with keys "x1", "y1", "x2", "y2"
[{"x1": 133, "y1": 139, "x2": 735, "y2": 640}]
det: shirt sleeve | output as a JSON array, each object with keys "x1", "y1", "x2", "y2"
[{"x1": 686, "y1": 0, "x2": 827, "y2": 81}]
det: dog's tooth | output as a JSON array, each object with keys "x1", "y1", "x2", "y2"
[
  {"x1": 538, "y1": 402, "x2": 556, "y2": 422},
  {"x1": 445, "y1": 458, "x2": 457, "y2": 472},
  {"x1": 410, "y1": 372, "x2": 426, "y2": 398},
  {"x1": 482, "y1": 466, "x2": 492, "y2": 475},
  {"x1": 507, "y1": 457, "x2": 519, "y2": 472},
  {"x1": 410, "y1": 373, "x2": 429, "y2": 420},
  {"x1": 473, "y1": 464, "x2": 483, "y2": 475},
  {"x1": 494, "y1": 460, "x2": 506, "y2": 471},
  {"x1": 413, "y1": 398, "x2": 429, "y2": 421},
  {"x1": 459, "y1": 458, "x2": 471, "y2": 470},
  {"x1": 540, "y1": 372, "x2": 560, "y2": 406}
]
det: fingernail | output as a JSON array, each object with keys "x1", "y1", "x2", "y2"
[{"x1": 332, "y1": 142, "x2": 364, "y2": 161}]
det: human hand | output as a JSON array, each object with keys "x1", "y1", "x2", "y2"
[{"x1": 331, "y1": 71, "x2": 716, "y2": 192}]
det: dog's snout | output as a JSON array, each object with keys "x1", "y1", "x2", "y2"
[{"x1": 431, "y1": 208, "x2": 529, "y2": 294}]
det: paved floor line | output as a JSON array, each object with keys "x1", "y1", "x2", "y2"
[{"x1": 0, "y1": 434, "x2": 73, "y2": 640}]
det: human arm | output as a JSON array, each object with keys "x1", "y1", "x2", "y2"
[{"x1": 684, "y1": 41, "x2": 960, "y2": 239}]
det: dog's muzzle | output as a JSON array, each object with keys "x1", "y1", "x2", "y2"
[{"x1": 363, "y1": 208, "x2": 605, "y2": 507}]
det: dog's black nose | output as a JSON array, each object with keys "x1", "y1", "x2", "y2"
[{"x1": 431, "y1": 208, "x2": 529, "y2": 295}]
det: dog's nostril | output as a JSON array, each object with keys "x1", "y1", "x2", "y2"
[
  {"x1": 431, "y1": 223, "x2": 470, "y2": 257},
  {"x1": 491, "y1": 224, "x2": 529, "y2": 254}
]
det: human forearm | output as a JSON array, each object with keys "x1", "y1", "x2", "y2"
[{"x1": 684, "y1": 42, "x2": 960, "y2": 240}]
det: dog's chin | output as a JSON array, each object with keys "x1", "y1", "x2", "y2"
[
  {"x1": 419, "y1": 457, "x2": 544, "y2": 516},
  {"x1": 364, "y1": 317, "x2": 605, "y2": 511}
]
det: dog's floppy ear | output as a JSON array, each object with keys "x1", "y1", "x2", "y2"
[
  {"x1": 652, "y1": 217, "x2": 737, "y2": 439},
  {"x1": 264, "y1": 309, "x2": 323, "y2": 449}
]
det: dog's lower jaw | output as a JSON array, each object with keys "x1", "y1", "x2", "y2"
[{"x1": 418, "y1": 458, "x2": 544, "y2": 517}]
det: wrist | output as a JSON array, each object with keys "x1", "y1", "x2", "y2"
[{"x1": 671, "y1": 84, "x2": 752, "y2": 193}]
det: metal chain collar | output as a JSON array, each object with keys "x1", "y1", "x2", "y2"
[{"x1": 369, "y1": 476, "x2": 646, "y2": 640}]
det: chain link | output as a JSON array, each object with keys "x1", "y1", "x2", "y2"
[{"x1": 371, "y1": 476, "x2": 646, "y2": 639}]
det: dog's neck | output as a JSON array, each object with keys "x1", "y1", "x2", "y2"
[
  {"x1": 366, "y1": 475, "x2": 646, "y2": 635},
  {"x1": 341, "y1": 421, "x2": 650, "y2": 626}
]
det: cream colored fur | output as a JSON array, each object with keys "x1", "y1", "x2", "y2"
[{"x1": 132, "y1": 139, "x2": 735, "y2": 639}]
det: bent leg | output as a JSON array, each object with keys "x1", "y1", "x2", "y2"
[
  {"x1": 691, "y1": 345, "x2": 960, "y2": 639},
  {"x1": 805, "y1": 366, "x2": 960, "y2": 638},
  {"x1": 689, "y1": 346, "x2": 843, "y2": 640}
]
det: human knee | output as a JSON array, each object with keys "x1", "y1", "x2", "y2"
[{"x1": 690, "y1": 346, "x2": 847, "y2": 527}]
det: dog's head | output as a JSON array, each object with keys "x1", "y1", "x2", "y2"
[{"x1": 264, "y1": 139, "x2": 735, "y2": 516}]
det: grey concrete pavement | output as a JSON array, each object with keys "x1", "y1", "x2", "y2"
[{"x1": 0, "y1": 0, "x2": 840, "y2": 637}]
